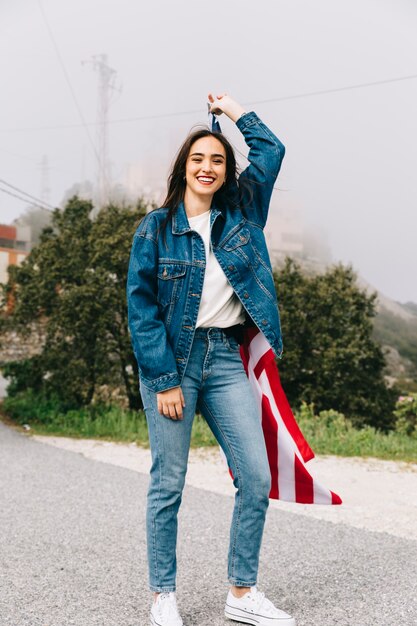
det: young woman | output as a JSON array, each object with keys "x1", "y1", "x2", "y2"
[{"x1": 127, "y1": 93, "x2": 295, "y2": 626}]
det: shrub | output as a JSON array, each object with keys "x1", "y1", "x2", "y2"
[
  {"x1": 275, "y1": 259, "x2": 398, "y2": 431},
  {"x1": 1, "y1": 198, "x2": 147, "y2": 410},
  {"x1": 394, "y1": 394, "x2": 417, "y2": 436}
]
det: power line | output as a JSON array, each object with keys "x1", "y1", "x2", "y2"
[
  {"x1": 0, "y1": 186, "x2": 49, "y2": 208},
  {"x1": 0, "y1": 178, "x2": 56, "y2": 211},
  {"x1": 36, "y1": 0, "x2": 101, "y2": 167},
  {"x1": 245, "y1": 72, "x2": 417, "y2": 105},
  {"x1": 0, "y1": 107, "x2": 202, "y2": 133},
  {"x1": 1, "y1": 72, "x2": 417, "y2": 134}
]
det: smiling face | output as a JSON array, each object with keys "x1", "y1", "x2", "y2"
[{"x1": 184, "y1": 136, "x2": 227, "y2": 199}]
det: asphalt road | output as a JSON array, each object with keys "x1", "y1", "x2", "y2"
[{"x1": 1, "y1": 420, "x2": 416, "y2": 626}]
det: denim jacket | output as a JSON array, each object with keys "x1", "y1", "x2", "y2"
[{"x1": 127, "y1": 111, "x2": 285, "y2": 393}]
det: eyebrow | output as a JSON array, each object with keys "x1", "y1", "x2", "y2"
[{"x1": 189, "y1": 152, "x2": 225, "y2": 159}]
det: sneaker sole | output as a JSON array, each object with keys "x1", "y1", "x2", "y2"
[{"x1": 225, "y1": 607, "x2": 296, "y2": 626}]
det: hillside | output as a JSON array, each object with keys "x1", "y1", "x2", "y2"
[
  {"x1": 349, "y1": 277, "x2": 417, "y2": 388},
  {"x1": 373, "y1": 305, "x2": 417, "y2": 385},
  {"x1": 402, "y1": 301, "x2": 417, "y2": 317}
]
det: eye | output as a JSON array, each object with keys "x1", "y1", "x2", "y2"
[{"x1": 213, "y1": 159, "x2": 224, "y2": 164}]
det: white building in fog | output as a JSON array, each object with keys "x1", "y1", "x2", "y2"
[{"x1": 124, "y1": 161, "x2": 166, "y2": 206}]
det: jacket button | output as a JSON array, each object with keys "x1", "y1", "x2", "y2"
[
  {"x1": 243, "y1": 292, "x2": 249, "y2": 298},
  {"x1": 261, "y1": 319, "x2": 267, "y2": 325},
  {"x1": 228, "y1": 264, "x2": 235, "y2": 271}
]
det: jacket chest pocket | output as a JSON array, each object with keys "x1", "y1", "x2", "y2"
[
  {"x1": 223, "y1": 227, "x2": 259, "y2": 268},
  {"x1": 157, "y1": 262, "x2": 187, "y2": 307}
]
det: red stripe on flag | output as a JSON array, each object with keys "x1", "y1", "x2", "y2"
[
  {"x1": 294, "y1": 453, "x2": 314, "y2": 504},
  {"x1": 253, "y1": 349, "x2": 273, "y2": 380},
  {"x1": 264, "y1": 357, "x2": 315, "y2": 463},
  {"x1": 331, "y1": 490, "x2": 343, "y2": 505},
  {"x1": 261, "y1": 393, "x2": 279, "y2": 499}
]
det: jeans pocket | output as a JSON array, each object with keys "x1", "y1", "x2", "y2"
[{"x1": 222, "y1": 334, "x2": 241, "y2": 353}]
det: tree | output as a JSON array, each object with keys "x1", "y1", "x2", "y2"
[
  {"x1": 2, "y1": 196, "x2": 147, "y2": 409},
  {"x1": 275, "y1": 258, "x2": 397, "y2": 430}
]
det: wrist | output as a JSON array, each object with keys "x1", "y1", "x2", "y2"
[{"x1": 227, "y1": 103, "x2": 246, "y2": 123}]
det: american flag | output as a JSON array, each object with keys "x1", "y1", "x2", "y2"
[
  {"x1": 208, "y1": 103, "x2": 222, "y2": 132},
  {"x1": 208, "y1": 105, "x2": 342, "y2": 505},
  {"x1": 237, "y1": 328, "x2": 342, "y2": 504}
]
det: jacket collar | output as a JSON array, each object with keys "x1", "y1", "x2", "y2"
[{"x1": 172, "y1": 199, "x2": 223, "y2": 235}]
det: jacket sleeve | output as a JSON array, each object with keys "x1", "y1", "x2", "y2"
[
  {"x1": 236, "y1": 111, "x2": 285, "y2": 229},
  {"x1": 126, "y1": 228, "x2": 181, "y2": 394}
]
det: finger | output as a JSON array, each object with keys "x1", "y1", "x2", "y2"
[
  {"x1": 216, "y1": 92, "x2": 227, "y2": 99},
  {"x1": 168, "y1": 403, "x2": 178, "y2": 419},
  {"x1": 175, "y1": 402, "x2": 183, "y2": 420},
  {"x1": 207, "y1": 92, "x2": 214, "y2": 103},
  {"x1": 181, "y1": 390, "x2": 186, "y2": 407}
]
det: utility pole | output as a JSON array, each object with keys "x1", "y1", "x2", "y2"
[{"x1": 84, "y1": 54, "x2": 119, "y2": 213}]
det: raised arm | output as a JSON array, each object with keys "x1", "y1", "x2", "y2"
[
  {"x1": 126, "y1": 219, "x2": 181, "y2": 394},
  {"x1": 208, "y1": 93, "x2": 285, "y2": 229}
]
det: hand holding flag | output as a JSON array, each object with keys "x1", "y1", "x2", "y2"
[{"x1": 207, "y1": 92, "x2": 246, "y2": 123}]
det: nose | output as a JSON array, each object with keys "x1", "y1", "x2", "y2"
[{"x1": 201, "y1": 160, "x2": 213, "y2": 173}]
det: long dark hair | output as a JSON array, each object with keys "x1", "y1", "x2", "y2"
[{"x1": 155, "y1": 127, "x2": 249, "y2": 247}]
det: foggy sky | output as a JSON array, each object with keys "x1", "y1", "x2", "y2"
[{"x1": 1, "y1": 0, "x2": 416, "y2": 303}]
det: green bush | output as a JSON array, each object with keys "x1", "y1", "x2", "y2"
[
  {"x1": 394, "y1": 394, "x2": 417, "y2": 436},
  {"x1": 275, "y1": 259, "x2": 398, "y2": 431},
  {"x1": 1, "y1": 198, "x2": 146, "y2": 410},
  {"x1": 2, "y1": 358, "x2": 45, "y2": 398}
]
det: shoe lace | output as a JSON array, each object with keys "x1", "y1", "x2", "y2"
[{"x1": 250, "y1": 588, "x2": 278, "y2": 616}]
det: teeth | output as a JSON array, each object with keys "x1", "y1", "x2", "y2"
[{"x1": 198, "y1": 177, "x2": 214, "y2": 182}]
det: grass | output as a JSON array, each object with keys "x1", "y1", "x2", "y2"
[
  {"x1": 0, "y1": 390, "x2": 216, "y2": 449},
  {"x1": 1, "y1": 393, "x2": 150, "y2": 444},
  {"x1": 1, "y1": 392, "x2": 416, "y2": 462},
  {"x1": 296, "y1": 407, "x2": 417, "y2": 462}
]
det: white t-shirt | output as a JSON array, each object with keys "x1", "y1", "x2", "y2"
[{"x1": 187, "y1": 209, "x2": 245, "y2": 329}]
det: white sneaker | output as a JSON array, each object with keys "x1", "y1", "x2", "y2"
[
  {"x1": 150, "y1": 592, "x2": 184, "y2": 626},
  {"x1": 225, "y1": 586, "x2": 296, "y2": 626}
]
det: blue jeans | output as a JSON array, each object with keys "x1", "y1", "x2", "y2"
[{"x1": 139, "y1": 327, "x2": 271, "y2": 593}]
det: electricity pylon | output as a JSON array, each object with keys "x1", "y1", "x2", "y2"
[{"x1": 84, "y1": 54, "x2": 120, "y2": 213}]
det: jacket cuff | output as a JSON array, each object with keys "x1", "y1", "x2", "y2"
[
  {"x1": 235, "y1": 111, "x2": 259, "y2": 129},
  {"x1": 139, "y1": 371, "x2": 181, "y2": 394}
]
